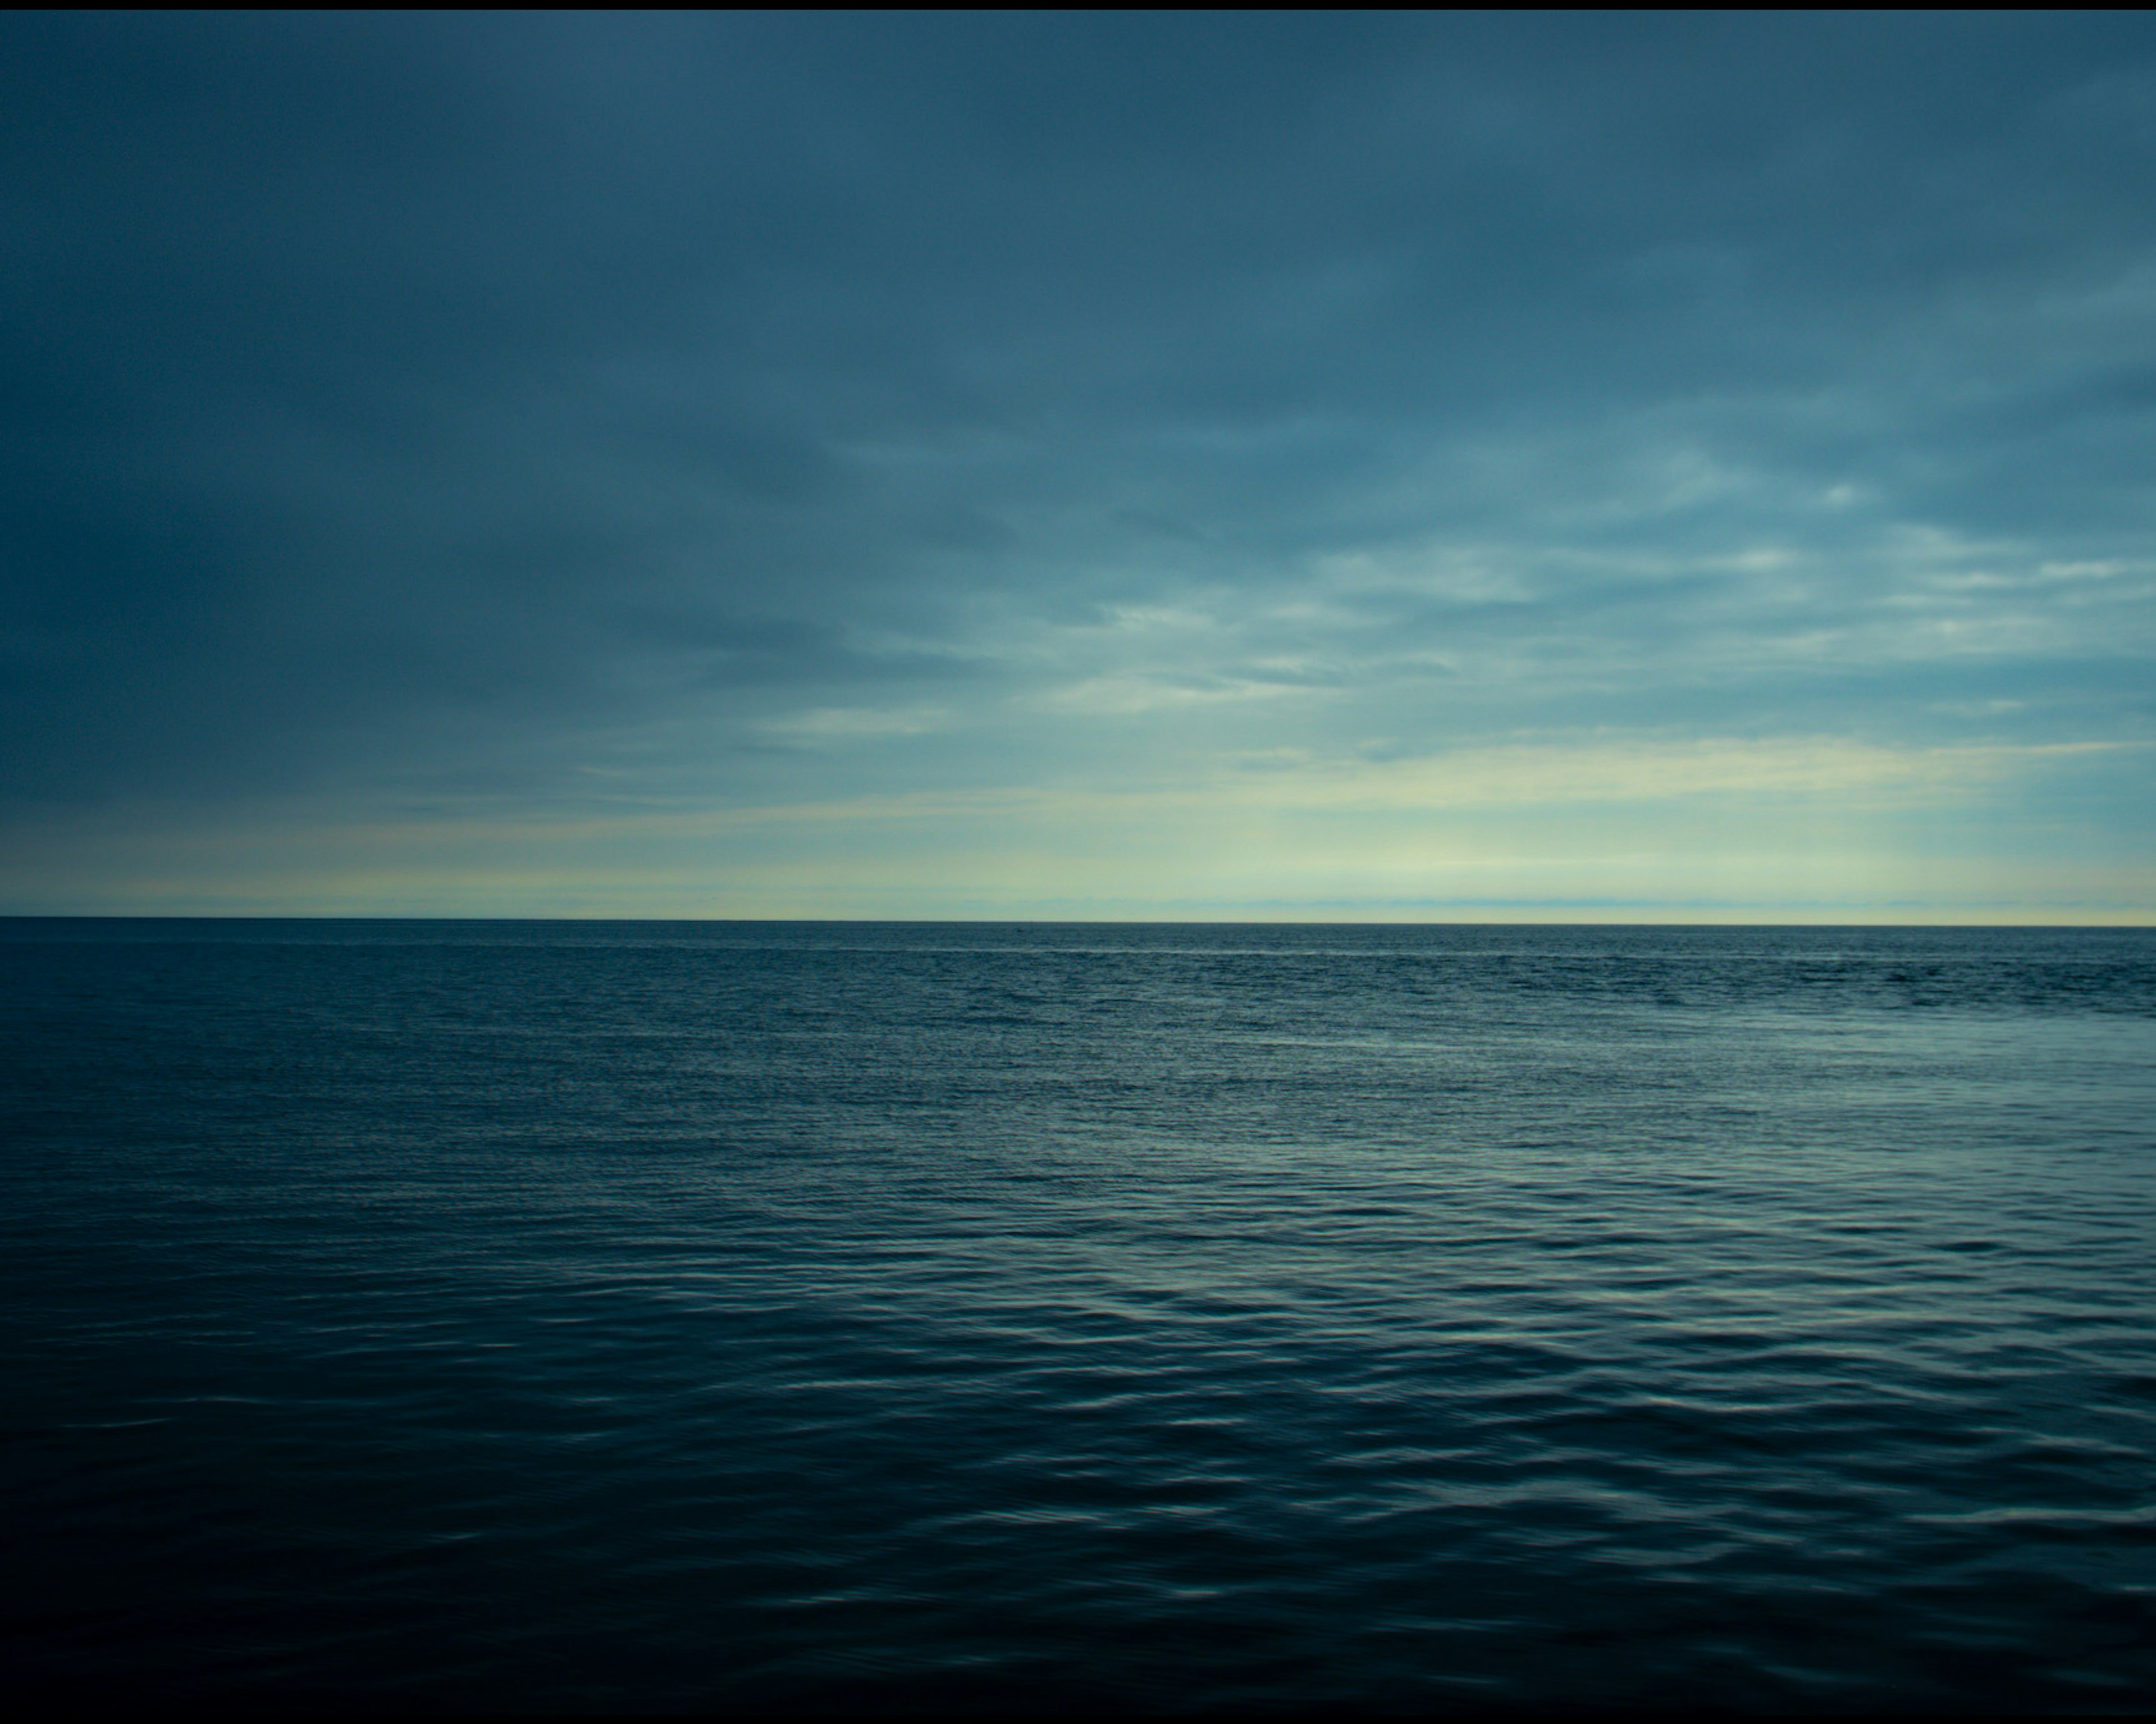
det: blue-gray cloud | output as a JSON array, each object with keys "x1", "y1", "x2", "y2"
[{"x1": 3, "y1": 13, "x2": 2153, "y2": 877}]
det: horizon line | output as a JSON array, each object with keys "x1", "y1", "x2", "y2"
[{"x1": 3, "y1": 913, "x2": 2152, "y2": 930}]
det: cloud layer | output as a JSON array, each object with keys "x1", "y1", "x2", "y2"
[{"x1": 4, "y1": 14, "x2": 2153, "y2": 914}]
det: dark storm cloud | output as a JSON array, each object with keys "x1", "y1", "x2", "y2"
[{"x1": 4, "y1": 12, "x2": 2154, "y2": 812}]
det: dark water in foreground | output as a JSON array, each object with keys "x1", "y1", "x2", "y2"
[{"x1": 4, "y1": 920, "x2": 2154, "y2": 1713}]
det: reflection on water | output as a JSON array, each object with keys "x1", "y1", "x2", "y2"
[{"x1": 4, "y1": 921, "x2": 2154, "y2": 1711}]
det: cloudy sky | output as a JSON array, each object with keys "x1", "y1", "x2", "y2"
[{"x1": 4, "y1": 12, "x2": 2153, "y2": 919}]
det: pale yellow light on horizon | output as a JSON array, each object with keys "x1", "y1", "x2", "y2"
[{"x1": 3, "y1": 735, "x2": 2148, "y2": 922}]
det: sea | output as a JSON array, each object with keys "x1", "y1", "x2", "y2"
[{"x1": 4, "y1": 919, "x2": 2153, "y2": 1713}]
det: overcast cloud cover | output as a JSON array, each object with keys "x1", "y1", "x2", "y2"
[{"x1": 4, "y1": 11, "x2": 2154, "y2": 917}]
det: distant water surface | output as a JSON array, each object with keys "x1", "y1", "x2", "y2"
[{"x1": 3, "y1": 920, "x2": 2154, "y2": 1712}]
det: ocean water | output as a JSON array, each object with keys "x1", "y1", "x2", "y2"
[{"x1": 4, "y1": 920, "x2": 2154, "y2": 1714}]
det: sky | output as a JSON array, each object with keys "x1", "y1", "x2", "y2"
[{"x1": 3, "y1": 11, "x2": 2154, "y2": 921}]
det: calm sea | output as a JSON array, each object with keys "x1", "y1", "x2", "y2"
[{"x1": 4, "y1": 920, "x2": 2153, "y2": 1713}]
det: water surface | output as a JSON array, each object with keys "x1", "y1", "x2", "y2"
[{"x1": 4, "y1": 921, "x2": 2153, "y2": 1712}]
